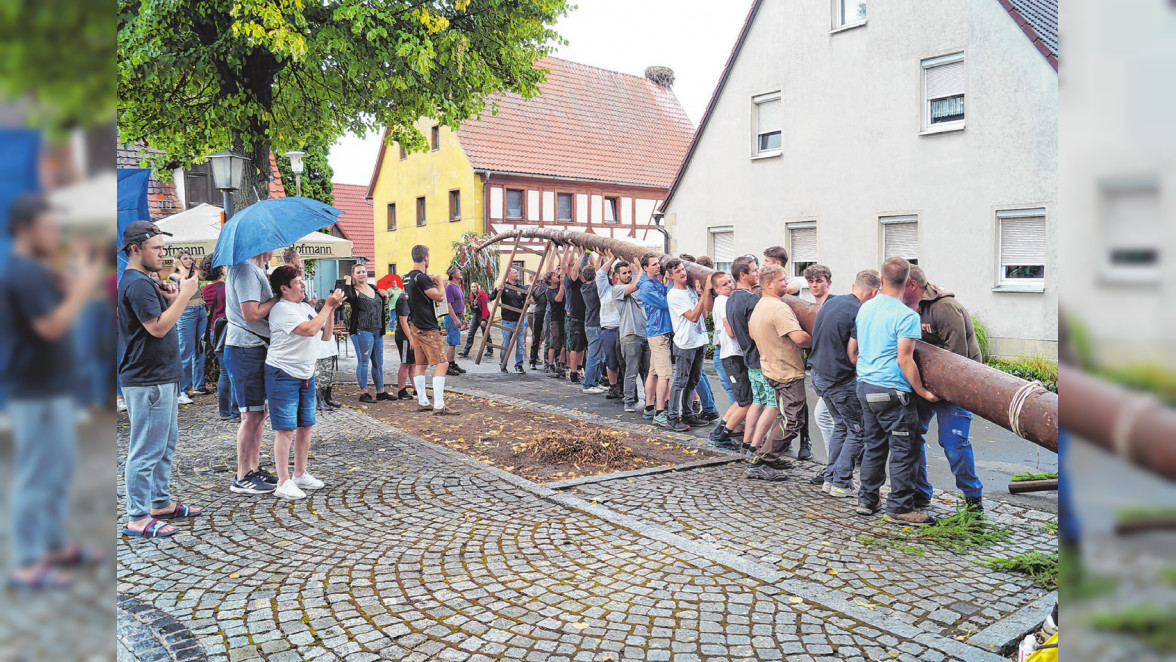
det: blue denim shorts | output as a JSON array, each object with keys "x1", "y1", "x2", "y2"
[
  {"x1": 225, "y1": 344, "x2": 268, "y2": 412},
  {"x1": 264, "y1": 364, "x2": 315, "y2": 431},
  {"x1": 444, "y1": 315, "x2": 461, "y2": 346}
]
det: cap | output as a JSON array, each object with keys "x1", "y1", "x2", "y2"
[
  {"x1": 8, "y1": 193, "x2": 51, "y2": 229},
  {"x1": 121, "y1": 220, "x2": 172, "y2": 251}
]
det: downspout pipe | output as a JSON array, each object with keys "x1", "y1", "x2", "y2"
[{"x1": 652, "y1": 211, "x2": 670, "y2": 254}]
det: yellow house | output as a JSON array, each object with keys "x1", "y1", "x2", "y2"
[
  {"x1": 366, "y1": 57, "x2": 695, "y2": 280},
  {"x1": 368, "y1": 117, "x2": 483, "y2": 277}
]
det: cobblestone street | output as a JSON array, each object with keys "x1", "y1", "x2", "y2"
[{"x1": 117, "y1": 365, "x2": 1057, "y2": 662}]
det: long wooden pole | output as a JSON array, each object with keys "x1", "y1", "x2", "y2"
[{"x1": 477, "y1": 229, "x2": 1059, "y2": 451}]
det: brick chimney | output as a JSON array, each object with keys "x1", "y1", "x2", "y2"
[{"x1": 644, "y1": 66, "x2": 675, "y2": 89}]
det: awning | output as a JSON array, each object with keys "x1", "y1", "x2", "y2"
[{"x1": 156, "y1": 203, "x2": 352, "y2": 266}]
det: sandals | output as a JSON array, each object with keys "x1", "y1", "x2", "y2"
[
  {"x1": 155, "y1": 502, "x2": 203, "y2": 519},
  {"x1": 48, "y1": 545, "x2": 103, "y2": 568},
  {"x1": 121, "y1": 519, "x2": 181, "y2": 538},
  {"x1": 8, "y1": 566, "x2": 73, "y2": 591}
]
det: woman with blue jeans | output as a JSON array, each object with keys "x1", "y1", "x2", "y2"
[
  {"x1": 264, "y1": 266, "x2": 345, "y2": 500},
  {"x1": 170, "y1": 252, "x2": 207, "y2": 402},
  {"x1": 342, "y1": 263, "x2": 390, "y2": 403}
]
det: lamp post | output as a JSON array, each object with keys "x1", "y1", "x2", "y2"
[
  {"x1": 206, "y1": 150, "x2": 249, "y2": 220},
  {"x1": 284, "y1": 150, "x2": 305, "y2": 197}
]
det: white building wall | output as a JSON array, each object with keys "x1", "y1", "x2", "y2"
[{"x1": 665, "y1": 0, "x2": 1058, "y2": 358}]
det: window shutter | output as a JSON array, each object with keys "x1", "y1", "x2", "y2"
[
  {"x1": 756, "y1": 98, "x2": 781, "y2": 135},
  {"x1": 711, "y1": 231, "x2": 734, "y2": 263},
  {"x1": 884, "y1": 221, "x2": 919, "y2": 260},
  {"x1": 926, "y1": 60, "x2": 964, "y2": 100},
  {"x1": 1104, "y1": 188, "x2": 1161, "y2": 249},
  {"x1": 999, "y1": 215, "x2": 1046, "y2": 266},
  {"x1": 789, "y1": 227, "x2": 817, "y2": 263}
]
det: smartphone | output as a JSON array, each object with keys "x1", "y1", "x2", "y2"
[{"x1": 333, "y1": 278, "x2": 346, "y2": 292}]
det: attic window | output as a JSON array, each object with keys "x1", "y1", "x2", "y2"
[
  {"x1": 430, "y1": 125, "x2": 440, "y2": 151},
  {"x1": 603, "y1": 197, "x2": 619, "y2": 224},
  {"x1": 753, "y1": 92, "x2": 782, "y2": 156},
  {"x1": 399, "y1": 145, "x2": 406, "y2": 160},
  {"x1": 557, "y1": 193, "x2": 573, "y2": 222},
  {"x1": 506, "y1": 189, "x2": 524, "y2": 219}
]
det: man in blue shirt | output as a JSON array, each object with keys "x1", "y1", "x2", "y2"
[
  {"x1": 848, "y1": 257, "x2": 939, "y2": 525},
  {"x1": 631, "y1": 253, "x2": 673, "y2": 424}
]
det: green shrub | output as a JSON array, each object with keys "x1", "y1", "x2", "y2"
[
  {"x1": 1097, "y1": 363, "x2": 1176, "y2": 406},
  {"x1": 986, "y1": 355, "x2": 1059, "y2": 393},
  {"x1": 972, "y1": 317, "x2": 990, "y2": 363}
]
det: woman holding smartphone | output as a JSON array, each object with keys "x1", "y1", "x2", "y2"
[{"x1": 168, "y1": 251, "x2": 207, "y2": 404}]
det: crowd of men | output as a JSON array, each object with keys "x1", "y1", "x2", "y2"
[
  {"x1": 442, "y1": 243, "x2": 987, "y2": 526},
  {"x1": 111, "y1": 215, "x2": 988, "y2": 540}
]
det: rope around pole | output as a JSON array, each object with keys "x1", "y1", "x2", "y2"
[
  {"x1": 1112, "y1": 392, "x2": 1162, "y2": 461},
  {"x1": 1008, "y1": 380, "x2": 1047, "y2": 439}
]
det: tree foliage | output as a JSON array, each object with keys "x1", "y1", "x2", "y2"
[
  {"x1": 118, "y1": 0, "x2": 569, "y2": 199},
  {"x1": 0, "y1": 0, "x2": 115, "y2": 132},
  {"x1": 275, "y1": 142, "x2": 334, "y2": 205},
  {"x1": 451, "y1": 232, "x2": 499, "y2": 305}
]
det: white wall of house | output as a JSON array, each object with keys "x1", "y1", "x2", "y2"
[
  {"x1": 665, "y1": 0, "x2": 1058, "y2": 358},
  {"x1": 1059, "y1": 0, "x2": 1176, "y2": 369}
]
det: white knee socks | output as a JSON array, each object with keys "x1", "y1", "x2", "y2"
[
  {"x1": 414, "y1": 375, "x2": 428, "y2": 406},
  {"x1": 433, "y1": 376, "x2": 446, "y2": 410}
]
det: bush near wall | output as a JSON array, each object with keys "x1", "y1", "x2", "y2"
[
  {"x1": 1097, "y1": 364, "x2": 1176, "y2": 406},
  {"x1": 986, "y1": 355, "x2": 1059, "y2": 393}
]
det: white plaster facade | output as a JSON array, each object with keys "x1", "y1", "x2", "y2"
[{"x1": 663, "y1": 0, "x2": 1058, "y2": 358}]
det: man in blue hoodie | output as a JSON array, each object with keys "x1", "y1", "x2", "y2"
[{"x1": 633, "y1": 253, "x2": 673, "y2": 426}]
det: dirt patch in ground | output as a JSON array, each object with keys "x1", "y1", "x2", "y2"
[{"x1": 335, "y1": 386, "x2": 716, "y2": 483}]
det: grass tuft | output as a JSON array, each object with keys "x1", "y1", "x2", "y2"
[
  {"x1": 858, "y1": 508, "x2": 1011, "y2": 555},
  {"x1": 982, "y1": 551, "x2": 1058, "y2": 589},
  {"x1": 1011, "y1": 471, "x2": 1059, "y2": 482},
  {"x1": 1089, "y1": 607, "x2": 1176, "y2": 653}
]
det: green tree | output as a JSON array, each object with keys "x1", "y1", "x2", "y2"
[
  {"x1": 0, "y1": 0, "x2": 115, "y2": 132},
  {"x1": 451, "y1": 232, "x2": 499, "y2": 311},
  {"x1": 118, "y1": 0, "x2": 569, "y2": 210},
  {"x1": 275, "y1": 142, "x2": 334, "y2": 204}
]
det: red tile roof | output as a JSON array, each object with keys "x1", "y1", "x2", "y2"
[
  {"x1": 366, "y1": 57, "x2": 695, "y2": 198},
  {"x1": 117, "y1": 144, "x2": 182, "y2": 222},
  {"x1": 998, "y1": 0, "x2": 1059, "y2": 71},
  {"x1": 331, "y1": 182, "x2": 374, "y2": 264},
  {"x1": 456, "y1": 57, "x2": 694, "y2": 187},
  {"x1": 268, "y1": 151, "x2": 286, "y2": 198}
]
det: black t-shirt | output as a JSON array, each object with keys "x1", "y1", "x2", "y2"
[
  {"x1": 546, "y1": 285, "x2": 566, "y2": 322},
  {"x1": 565, "y1": 276, "x2": 586, "y2": 319},
  {"x1": 403, "y1": 270, "x2": 440, "y2": 331},
  {"x1": 117, "y1": 268, "x2": 182, "y2": 387},
  {"x1": 394, "y1": 292, "x2": 412, "y2": 340},
  {"x1": 581, "y1": 279, "x2": 600, "y2": 327},
  {"x1": 0, "y1": 254, "x2": 74, "y2": 398},
  {"x1": 726, "y1": 288, "x2": 762, "y2": 369},
  {"x1": 808, "y1": 293, "x2": 862, "y2": 383}
]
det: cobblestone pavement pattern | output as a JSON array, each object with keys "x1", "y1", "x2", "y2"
[{"x1": 118, "y1": 386, "x2": 1047, "y2": 661}]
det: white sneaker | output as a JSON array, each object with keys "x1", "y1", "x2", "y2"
[
  {"x1": 273, "y1": 479, "x2": 306, "y2": 500},
  {"x1": 292, "y1": 471, "x2": 324, "y2": 490},
  {"x1": 583, "y1": 385, "x2": 608, "y2": 394},
  {"x1": 116, "y1": 397, "x2": 127, "y2": 412},
  {"x1": 822, "y1": 481, "x2": 833, "y2": 494},
  {"x1": 829, "y1": 486, "x2": 854, "y2": 498},
  {"x1": 177, "y1": 392, "x2": 193, "y2": 405}
]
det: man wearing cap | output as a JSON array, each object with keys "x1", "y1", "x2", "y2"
[
  {"x1": 0, "y1": 196, "x2": 104, "y2": 583},
  {"x1": 224, "y1": 245, "x2": 282, "y2": 495},
  {"x1": 117, "y1": 220, "x2": 205, "y2": 539}
]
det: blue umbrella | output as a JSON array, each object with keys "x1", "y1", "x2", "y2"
[{"x1": 211, "y1": 196, "x2": 343, "y2": 267}]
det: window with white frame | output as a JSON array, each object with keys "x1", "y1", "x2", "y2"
[
  {"x1": 881, "y1": 215, "x2": 919, "y2": 264},
  {"x1": 1102, "y1": 182, "x2": 1161, "y2": 283},
  {"x1": 753, "y1": 92, "x2": 782, "y2": 155},
  {"x1": 787, "y1": 222, "x2": 818, "y2": 277},
  {"x1": 834, "y1": 0, "x2": 866, "y2": 28},
  {"x1": 997, "y1": 209, "x2": 1046, "y2": 288},
  {"x1": 922, "y1": 53, "x2": 965, "y2": 129},
  {"x1": 709, "y1": 227, "x2": 735, "y2": 274}
]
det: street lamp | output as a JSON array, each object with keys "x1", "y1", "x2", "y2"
[
  {"x1": 284, "y1": 150, "x2": 305, "y2": 197},
  {"x1": 207, "y1": 150, "x2": 249, "y2": 220}
]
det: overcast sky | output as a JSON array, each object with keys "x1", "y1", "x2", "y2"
[{"x1": 327, "y1": 0, "x2": 753, "y2": 185}]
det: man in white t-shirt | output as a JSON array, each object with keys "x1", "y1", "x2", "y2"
[
  {"x1": 708, "y1": 271, "x2": 747, "y2": 449},
  {"x1": 663, "y1": 258, "x2": 713, "y2": 432}
]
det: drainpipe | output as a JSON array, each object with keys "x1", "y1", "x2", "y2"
[{"x1": 652, "y1": 211, "x2": 670, "y2": 254}]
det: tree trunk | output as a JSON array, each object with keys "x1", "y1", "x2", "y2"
[
  {"x1": 228, "y1": 134, "x2": 274, "y2": 214},
  {"x1": 477, "y1": 228, "x2": 1061, "y2": 452}
]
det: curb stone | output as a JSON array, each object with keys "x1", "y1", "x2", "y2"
[{"x1": 967, "y1": 590, "x2": 1056, "y2": 654}]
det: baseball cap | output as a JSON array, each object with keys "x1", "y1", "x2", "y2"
[
  {"x1": 7, "y1": 193, "x2": 53, "y2": 233},
  {"x1": 120, "y1": 220, "x2": 173, "y2": 251}
]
